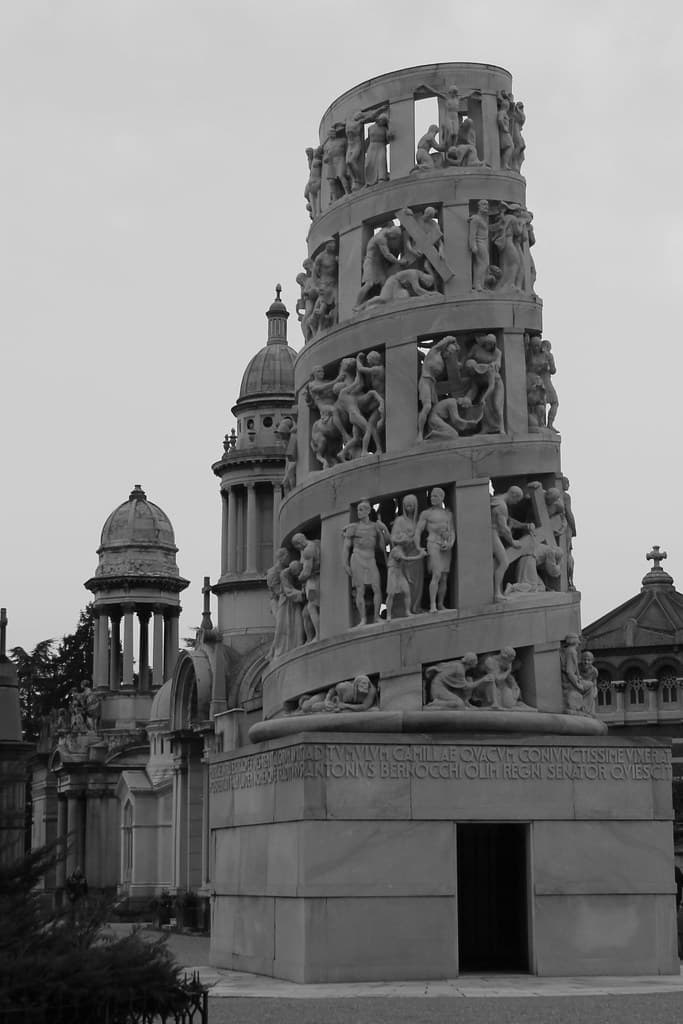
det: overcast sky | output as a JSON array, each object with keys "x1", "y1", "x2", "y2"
[{"x1": 2, "y1": 1, "x2": 682, "y2": 652}]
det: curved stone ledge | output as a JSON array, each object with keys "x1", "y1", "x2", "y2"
[
  {"x1": 296, "y1": 295, "x2": 542, "y2": 380},
  {"x1": 249, "y1": 708, "x2": 607, "y2": 743},
  {"x1": 280, "y1": 435, "x2": 561, "y2": 537},
  {"x1": 308, "y1": 170, "x2": 526, "y2": 252}
]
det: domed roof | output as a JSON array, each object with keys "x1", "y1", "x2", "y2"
[
  {"x1": 149, "y1": 677, "x2": 172, "y2": 723},
  {"x1": 236, "y1": 286, "x2": 297, "y2": 403},
  {"x1": 93, "y1": 485, "x2": 181, "y2": 580}
]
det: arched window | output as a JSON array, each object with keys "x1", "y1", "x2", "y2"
[
  {"x1": 658, "y1": 666, "x2": 678, "y2": 705},
  {"x1": 626, "y1": 668, "x2": 645, "y2": 706},
  {"x1": 122, "y1": 802, "x2": 133, "y2": 883},
  {"x1": 597, "y1": 670, "x2": 612, "y2": 708}
]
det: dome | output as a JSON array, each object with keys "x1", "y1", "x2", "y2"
[
  {"x1": 94, "y1": 485, "x2": 180, "y2": 579},
  {"x1": 236, "y1": 286, "x2": 297, "y2": 403},
  {"x1": 149, "y1": 677, "x2": 172, "y2": 723}
]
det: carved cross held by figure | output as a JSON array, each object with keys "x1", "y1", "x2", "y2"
[{"x1": 397, "y1": 207, "x2": 454, "y2": 283}]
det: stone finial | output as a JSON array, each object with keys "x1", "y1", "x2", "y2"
[
  {"x1": 646, "y1": 545, "x2": 667, "y2": 571},
  {"x1": 129, "y1": 484, "x2": 147, "y2": 501},
  {"x1": 201, "y1": 576, "x2": 214, "y2": 632},
  {"x1": 642, "y1": 545, "x2": 674, "y2": 588},
  {"x1": 0, "y1": 607, "x2": 7, "y2": 661}
]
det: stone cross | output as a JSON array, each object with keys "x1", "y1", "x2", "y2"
[
  {"x1": 646, "y1": 545, "x2": 667, "y2": 571},
  {"x1": 0, "y1": 607, "x2": 6, "y2": 660}
]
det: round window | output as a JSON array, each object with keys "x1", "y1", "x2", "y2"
[
  {"x1": 246, "y1": 418, "x2": 255, "y2": 430},
  {"x1": 263, "y1": 416, "x2": 273, "y2": 428}
]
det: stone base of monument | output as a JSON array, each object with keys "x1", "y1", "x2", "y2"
[{"x1": 209, "y1": 733, "x2": 679, "y2": 982}]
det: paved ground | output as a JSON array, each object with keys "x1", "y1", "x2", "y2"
[{"x1": 109, "y1": 924, "x2": 683, "y2": 1022}]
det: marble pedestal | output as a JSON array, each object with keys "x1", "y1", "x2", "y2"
[{"x1": 209, "y1": 733, "x2": 679, "y2": 982}]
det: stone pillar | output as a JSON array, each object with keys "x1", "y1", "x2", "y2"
[
  {"x1": 388, "y1": 97, "x2": 415, "y2": 179},
  {"x1": 272, "y1": 484, "x2": 281, "y2": 550},
  {"x1": 296, "y1": 391, "x2": 312, "y2": 482},
  {"x1": 122, "y1": 604, "x2": 135, "y2": 687},
  {"x1": 246, "y1": 483, "x2": 258, "y2": 572},
  {"x1": 138, "y1": 610, "x2": 150, "y2": 692},
  {"x1": 226, "y1": 485, "x2": 237, "y2": 573},
  {"x1": 55, "y1": 796, "x2": 67, "y2": 891},
  {"x1": 442, "y1": 203, "x2": 470, "y2": 298},
  {"x1": 614, "y1": 682, "x2": 626, "y2": 718},
  {"x1": 337, "y1": 224, "x2": 364, "y2": 323},
  {"x1": 109, "y1": 613, "x2": 121, "y2": 690},
  {"x1": 94, "y1": 612, "x2": 109, "y2": 689},
  {"x1": 480, "y1": 92, "x2": 500, "y2": 168},
  {"x1": 66, "y1": 794, "x2": 84, "y2": 876},
  {"x1": 385, "y1": 343, "x2": 418, "y2": 454},
  {"x1": 454, "y1": 479, "x2": 493, "y2": 610},
  {"x1": 221, "y1": 490, "x2": 229, "y2": 576},
  {"x1": 152, "y1": 608, "x2": 164, "y2": 687},
  {"x1": 646, "y1": 679, "x2": 659, "y2": 716},
  {"x1": 502, "y1": 329, "x2": 528, "y2": 436},
  {"x1": 319, "y1": 510, "x2": 350, "y2": 639},
  {"x1": 164, "y1": 611, "x2": 180, "y2": 681}
]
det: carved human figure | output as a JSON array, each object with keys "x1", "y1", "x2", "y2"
[
  {"x1": 490, "y1": 486, "x2": 533, "y2": 601},
  {"x1": 426, "y1": 396, "x2": 479, "y2": 440},
  {"x1": 81, "y1": 685, "x2": 101, "y2": 732},
  {"x1": 496, "y1": 91, "x2": 514, "y2": 169},
  {"x1": 415, "y1": 487, "x2": 455, "y2": 613},
  {"x1": 477, "y1": 647, "x2": 532, "y2": 710},
  {"x1": 562, "y1": 475, "x2": 576, "y2": 590},
  {"x1": 417, "y1": 335, "x2": 459, "y2": 440},
  {"x1": 275, "y1": 416, "x2": 297, "y2": 493},
  {"x1": 561, "y1": 636, "x2": 597, "y2": 716},
  {"x1": 510, "y1": 100, "x2": 526, "y2": 173},
  {"x1": 385, "y1": 540, "x2": 426, "y2": 620},
  {"x1": 323, "y1": 125, "x2": 351, "y2": 201},
  {"x1": 292, "y1": 533, "x2": 321, "y2": 642},
  {"x1": 446, "y1": 118, "x2": 484, "y2": 167},
  {"x1": 526, "y1": 372, "x2": 546, "y2": 430},
  {"x1": 344, "y1": 111, "x2": 367, "y2": 191},
  {"x1": 309, "y1": 240, "x2": 338, "y2": 335},
  {"x1": 266, "y1": 547, "x2": 290, "y2": 643},
  {"x1": 464, "y1": 334, "x2": 504, "y2": 433},
  {"x1": 333, "y1": 356, "x2": 383, "y2": 456},
  {"x1": 401, "y1": 206, "x2": 444, "y2": 270},
  {"x1": 426, "y1": 653, "x2": 479, "y2": 708},
  {"x1": 524, "y1": 210, "x2": 537, "y2": 291},
  {"x1": 343, "y1": 500, "x2": 389, "y2": 626},
  {"x1": 491, "y1": 204, "x2": 522, "y2": 289},
  {"x1": 330, "y1": 674, "x2": 378, "y2": 711},
  {"x1": 355, "y1": 224, "x2": 403, "y2": 308},
  {"x1": 414, "y1": 124, "x2": 445, "y2": 171},
  {"x1": 526, "y1": 336, "x2": 559, "y2": 430},
  {"x1": 306, "y1": 364, "x2": 347, "y2": 454},
  {"x1": 364, "y1": 112, "x2": 391, "y2": 186},
  {"x1": 304, "y1": 146, "x2": 323, "y2": 219},
  {"x1": 363, "y1": 268, "x2": 435, "y2": 308},
  {"x1": 390, "y1": 494, "x2": 425, "y2": 614},
  {"x1": 468, "y1": 200, "x2": 489, "y2": 291},
  {"x1": 271, "y1": 560, "x2": 306, "y2": 659},
  {"x1": 578, "y1": 651, "x2": 598, "y2": 715},
  {"x1": 441, "y1": 85, "x2": 460, "y2": 151},
  {"x1": 295, "y1": 258, "x2": 317, "y2": 343}
]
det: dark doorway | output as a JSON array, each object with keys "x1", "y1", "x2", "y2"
[{"x1": 457, "y1": 823, "x2": 529, "y2": 972}]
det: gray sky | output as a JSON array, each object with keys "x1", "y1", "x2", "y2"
[{"x1": 2, "y1": 0, "x2": 683, "y2": 651}]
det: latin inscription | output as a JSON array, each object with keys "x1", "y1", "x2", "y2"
[{"x1": 209, "y1": 744, "x2": 671, "y2": 793}]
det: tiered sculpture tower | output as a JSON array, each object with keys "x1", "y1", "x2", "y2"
[{"x1": 209, "y1": 64, "x2": 678, "y2": 982}]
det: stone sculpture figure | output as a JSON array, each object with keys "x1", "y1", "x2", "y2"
[
  {"x1": 385, "y1": 540, "x2": 426, "y2": 620},
  {"x1": 491, "y1": 204, "x2": 522, "y2": 289},
  {"x1": 297, "y1": 675, "x2": 378, "y2": 714},
  {"x1": 266, "y1": 547, "x2": 290, "y2": 649},
  {"x1": 510, "y1": 100, "x2": 526, "y2": 173},
  {"x1": 426, "y1": 653, "x2": 479, "y2": 708},
  {"x1": 496, "y1": 90, "x2": 514, "y2": 169},
  {"x1": 526, "y1": 337, "x2": 559, "y2": 431},
  {"x1": 362, "y1": 269, "x2": 435, "y2": 309},
  {"x1": 295, "y1": 258, "x2": 317, "y2": 343},
  {"x1": 463, "y1": 334, "x2": 504, "y2": 434},
  {"x1": 364, "y1": 112, "x2": 391, "y2": 186},
  {"x1": 426, "y1": 396, "x2": 479, "y2": 441},
  {"x1": 415, "y1": 487, "x2": 455, "y2": 613},
  {"x1": 477, "y1": 648, "x2": 532, "y2": 710},
  {"x1": 441, "y1": 85, "x2": 460, "y2": 151},
  {"x1": 309, "y1": 241, "x2": 338, "y2": 336},
  {"x1": 446, "y1": 118, "x2": 484, "y2": 167},
  {"x1": 390, "y1": 494, "x2": 425, "y2": 614},
  {"x1": 275, "y1": 416, "x2": 297, "y2": 494},
  {"x1": 355, "y1": 224, "x2": 403, "y2": 308},
  {"x1": 417, "y1": 335, "x2": 459, "y2": 440},
  {"x1": 526, "y1": 372, "x2": 546, "y2": 431},
  {"x1": 304, "y1": 146, "x2": 323, "y2": 220},
  {"x1": 469, "y1": 200, "x2": 489, "y2": 291},
  {"x1": 82, "y1": 686, "x2": 102, "y2": 733},
  {"x1": 323, "y1": 125, "x2": 351, "y2": 201},
  {"x1": 292, "y1": 533, "x2": 321, "y2": 642},
  {"x1": 333, "y1": 356, "x2": 384, "y2": 456},
  {"x1": 344, "y1": 111, "x2": 367, "y2": 191},
  {"x1": 270, "y1": 560, "x2": 306, "y2": 660},
  {"x1": 561, "y1": 636, "x2": 597, "y2": 716},
  {"x1": 343, "y1": 500, "x2": 389, "y2": 626},
  {"x1": 490, "y1": 486, "x2": 533, "y2": 601},
  {"x1": 562, "y1": 476, "x2": 576, "y2": 590},
  {"x1": 414, "y1": 124, "x2": 445, "y2": 171}
]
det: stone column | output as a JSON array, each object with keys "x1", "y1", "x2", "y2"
[
  {"x1": 94, "y1": 612, "x2": 109, "y2": 689},
  {"x1": 246, "y1": 483, "x2": 258, "y2": 572},
  {"x1": 645, "y1": 679, "x2": 659, "y2": 716},
  {"x1": 220, "y1": 489, "x2": 229, "y2": 576},
  {"x1": 319, "y1": 510, "x2": 351, "y2": 639},
  {"x1": 122, "y1": 604, "x2": 135, "y2": 687},
  {"x1": 226, "y1": 485, "x2": 237, "y2": 573},
  {"x1": 55, "y1": 796, "x2": 67, "y2": 891},
  {"x1": 296, "y1": 391, "x2": 312, "y2": 483},
  {"x1": 501, "y1": 329, "x2": 528, "y2": 436},
  {"x1": 480, "y1": 92, "x2": 500, "y2": 168},
  {"x1": 164, "y1": 611, "x2": 180, "y2": 681},
  {"x1": 66, "y1": 794, "x2": 84, "y2": 876},
  {"x1": 614, "y1": 682, "x2": 626, "y2": 719},
  {"x1": 337, "y1": 224, "x2": 364, "y2": 323},
  {"x1": 442, "y1": 202, "x2": 470, "y2": 298},
  {"x1": 385, "y1": 342, "x2": 418, "y2": 453},
  {"x1": 272, "y1": 484, "x2": 281, "y2": 551},
  {"x1": 138, "y1": 609, "x2": 150, "y2": 692},
  {"x1": 152, "y1": 607, "x2": 164, "y2": 687},
  {"x1": 454, "y1": 479, "x2": 493, "y2": 610},
  {"x1": 109, "y1": 613, "x2": 121, "y2": 690},
  {"x1": 388, "y1": 97, "x2": 415, "y2": 178}
]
